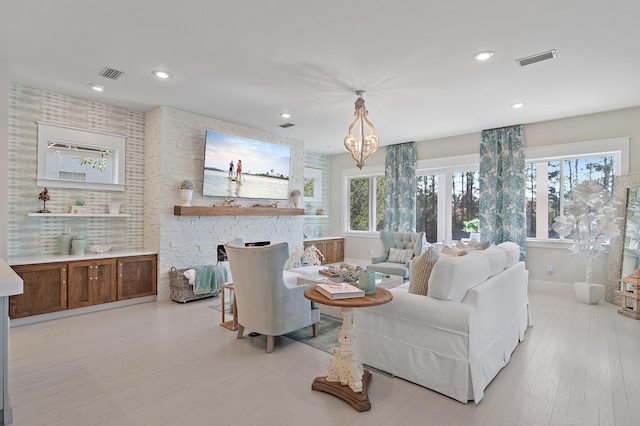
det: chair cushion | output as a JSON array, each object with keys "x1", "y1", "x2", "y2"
[
  {"x1": 408, "y1": 247, "x2": 440, "y2": 296},
  {"x1": 366, "y1": 262, "x2": 410, "y2": 278},
  {"x1": 427, "y1": 252, "x2": 490, "y2": 302},
  {"x1": 388, "y1": 247, "x2": 414, "y2": 264}
]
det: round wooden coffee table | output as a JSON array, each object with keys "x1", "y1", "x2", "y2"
[{"x1": 304, "y1": 285, "x2": 392, "y2": 412}]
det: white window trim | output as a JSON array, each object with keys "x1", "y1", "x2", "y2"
[
  {"x1": 342, "y1": 166, "x2": 384, "y2": 237},
  {"x1": 525, "y1": 137, "x2": 629, "y2": 171}
]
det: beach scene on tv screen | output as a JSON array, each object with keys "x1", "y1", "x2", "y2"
[{"x1": 203, "y1": 130, "x2": 291, "y2": 200}]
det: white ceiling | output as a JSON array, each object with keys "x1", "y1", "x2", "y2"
[{"x1": 2, "y1": 1, "x2": 639, "y2": 154}]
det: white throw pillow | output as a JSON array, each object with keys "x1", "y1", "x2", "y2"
[{"x1": 388, "y1": 247, "x2": 414, "y2": 264}]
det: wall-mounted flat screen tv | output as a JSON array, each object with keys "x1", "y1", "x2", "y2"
[{"x1": 203, "y1": 130, "x2": 291, "y2": 200}]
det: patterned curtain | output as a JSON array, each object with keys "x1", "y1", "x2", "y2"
[
  {"x1": 479, "y1": 126, "x2": 526, "y2": 260},
  {"x1": 383, "y1": 142, "x2": 417, "y2": 232}
]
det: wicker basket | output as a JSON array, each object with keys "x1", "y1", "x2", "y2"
[{"x1": 169, "y1": 267, "x2": 220, "y2": 303}]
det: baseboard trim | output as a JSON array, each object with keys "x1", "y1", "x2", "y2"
[{"x1": 10, "y1": 296, "x2": 157, "y2": 327}]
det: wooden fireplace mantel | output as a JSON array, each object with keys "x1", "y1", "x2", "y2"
[{"x1": 173, "y1": 206, "x2": 304, "y2": 217}]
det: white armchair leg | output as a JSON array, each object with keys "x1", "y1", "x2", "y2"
[{"x1": 266, "y1": 335, "x2": 275, "y2": 353}]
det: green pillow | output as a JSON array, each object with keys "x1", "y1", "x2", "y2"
[{"x1": 408, "y1": 247, "x2": 440, "y2": 296}]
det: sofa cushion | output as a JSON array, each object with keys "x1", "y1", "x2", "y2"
[
  {"x1": 498, "y1": 242, "x2": 520, "y2": 267},
  {"x1": 482, "y1": 245, "x2": 507, "y2": 277},
  {"x1": 408, "y1": 247, "x2": 440, "y2": 296},
  {"x1": 427, "y1": 252, "x2": 490, "y2": 302},
  {"x1": 388, "y1": 247, "x2": 414, "y2": 264}
]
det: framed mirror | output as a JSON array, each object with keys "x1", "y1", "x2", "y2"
[
  {"x1": 605, "y1": 171, "x2": 640, "y2": 305},
  {"x1": 37, "y1": 122, "x2": 126, "y2": 191}
]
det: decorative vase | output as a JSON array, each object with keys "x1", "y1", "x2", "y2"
[
  {"x1": 181, "y1": 189, "x2": 193, "y2": 207},
  {"x1": 58, "y1": 233, "x2": 72, "y2": 255},
  {"x1": 292, "y1": 195, "x2": 301, "y2": 208},
  {"x1": 71, "y1": 236, "x2": 86, "y2": 255},
  {"x1": 574, "y1": 282, "x2": 605, "y2": 305},
  {"x1": 358, "y1": 271, "x2": 376, "y2": 294}
]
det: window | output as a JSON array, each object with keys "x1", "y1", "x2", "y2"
[
  {"x1": 303, "y1": 167, "x2": 322, "y2": 202},
  {"x1": 342, "y1": 166, "x2": 384, "y2": 234},
  {"x1": 525, "y1": 138, "x2": 628, "y2": 240},
  {"x1": 341, "y1": 138, "x2": 628, "y2": 242},
  {"x1": 415, "y1": 155, "x2": 479, "y2": 243}
]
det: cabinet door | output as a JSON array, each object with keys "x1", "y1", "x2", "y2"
[
  {"x1": 68, "y1": 259, "x2": 116, "y2": 308},
  {"x1": 9, "y1": 263, "x2": 67, "y2": 318},
  {"x1": 117, "y1": 255, "x2": 157, "y2": 300},
  {"x1": 323, "y1": 240, "x2": 336, "y2": 264}
]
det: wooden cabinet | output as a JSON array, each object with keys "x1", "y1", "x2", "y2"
[
  {"x1": 9, "y1": 262, "x2": 68, "y2": 319},
  {"x1": 9, "y1": 253, "x2": 157, "y2": 319},
  {"x1": 117, "y1": 255, "x2": 157, "y2": 300},
  {"x1": 304, "y1": 238, "x2": 345, "y2": 265},
  {"x1": 68, "y1": 259, "x2": 117, "y2": 309}
]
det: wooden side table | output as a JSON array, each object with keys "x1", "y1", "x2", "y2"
[
  {"x1": 220, "y1": 283, "x2": 238, "y2": 330},
  {"x1": 303, "y1": 285, "x2": 392, "y2": 412}
]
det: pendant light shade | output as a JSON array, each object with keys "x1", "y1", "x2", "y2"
[{"x1": 344, "y1": 90, "x2": 379, "y2": 169}]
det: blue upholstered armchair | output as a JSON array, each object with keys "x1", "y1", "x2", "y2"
[
  {"x1": 366, "y1": 231, "x2": 426, "y2": 279},
  {"x1": 224, "y1": 239, "x2": 320, "y2": 353}
]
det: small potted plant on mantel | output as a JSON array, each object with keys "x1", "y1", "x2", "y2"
[
  {"x1": 180, "y1": 180, "x2": 194, "y2": 207},
  {"x1": 552, "y1": 180, "x2": 621, "y2": 304}
]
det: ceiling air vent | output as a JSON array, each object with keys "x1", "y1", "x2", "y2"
[
  {"x1": 279, "y1": 123, "x2": 295, "y2": 128},
  {"x1": 98, "y1": 66, "x2": 125, "y2": 80},
  {"x1": 516, "y1": 49, "x2": 556, "y2": 67}
]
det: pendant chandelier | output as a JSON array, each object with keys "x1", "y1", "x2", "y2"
[{"x1": 344, "y1": 90, "x2": 379, "y2": 169}]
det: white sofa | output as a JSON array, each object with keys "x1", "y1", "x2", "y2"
[{"x1": 354, "y1": 242, "x2": 530, "y2": 404}]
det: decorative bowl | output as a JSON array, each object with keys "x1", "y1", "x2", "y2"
[
  {"x1": 336, "y1": 265, "x2": 362, "y2": 282},
  {"x1": 89, "y1": 244, "x2": 112, "y2": 254}
]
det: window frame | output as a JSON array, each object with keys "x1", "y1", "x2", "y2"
[
  {"x1": 340, "y1": 137, "x2": 629, "y2": 244},
  {"x1": 416, "y1": 154, "x2": 479, "y2": 244},
  {"x1": 342, "y1": 165, "x2": 384, "y2": 237},
  {"x1": 525, "y1": 137, "x2": 629, "y2": 247}
]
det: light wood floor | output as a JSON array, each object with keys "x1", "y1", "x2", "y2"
[{"x1": 7, "y1": 283, "x2": 640, "y2": 426}]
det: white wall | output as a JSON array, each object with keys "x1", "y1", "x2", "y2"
[
  {"x1": 144, "y1": 106, "x2": 306, "y2": 300},
  {"x1": 329, "y1": 106, "x2": 640, "y2": 285}
]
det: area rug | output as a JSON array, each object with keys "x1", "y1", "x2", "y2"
[{"x1": 209, "y1": 304, "x2": 340, "y2": 354}]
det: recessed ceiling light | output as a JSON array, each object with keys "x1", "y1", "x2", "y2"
[
  {"x1": 152, "y1": 70, "x2": 172, "y2": 79},
  {"x1": 280, "y1": 112, "x2": 291, "y2": 119},
  {"x1": 89, "y1": 83, "x2": 104, "y2": 92},
  {"x1": 473, "y1": 51, "x2": 494, "y2": 61},
  {"x1": 511, "y1": 102, "x2": 526, "y2": 109}
]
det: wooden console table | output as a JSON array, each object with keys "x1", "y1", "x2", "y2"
[{"x1": 303, "y1": 285, "x2": 392, "y2": 411}]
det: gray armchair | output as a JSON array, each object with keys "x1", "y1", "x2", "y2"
[
  {"x1": 224, "y1": 239, "x2": 320, "y2": 353},
  {"x1": 366, "y1": 231, "x2": 426, "y2": 279}
]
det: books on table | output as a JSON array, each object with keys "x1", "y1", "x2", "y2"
[{"x1": 316, "y1": 283, "x2": 365, "y2": 300}]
